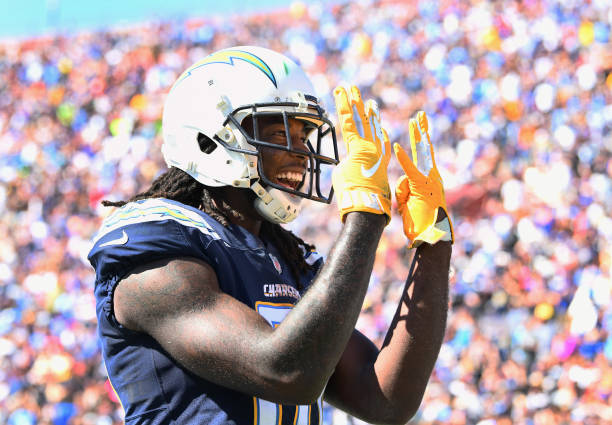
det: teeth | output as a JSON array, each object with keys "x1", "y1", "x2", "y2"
[{"x1": 276, "y1": 172, "x2": 303, "y2": 182}]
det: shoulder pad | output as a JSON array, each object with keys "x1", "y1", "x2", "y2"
[{"x1": 88, "y1": 198, "x2": 222, "y2": 279}]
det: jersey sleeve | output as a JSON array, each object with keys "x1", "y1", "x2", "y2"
[{"x1": 88, "y1": 198, "x2": 225, "y2": 328}]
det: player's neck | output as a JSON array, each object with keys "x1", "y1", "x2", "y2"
[
  {"x1": 211, "y1": 187, "x2": 262, "y2": 237},
  {"x1": 232, "y1": 215, "x2": 262, "y2": 237}
]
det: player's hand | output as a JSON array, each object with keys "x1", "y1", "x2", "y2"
[
  {"x1": 332, "y1": 85, "x2": 391, "y2": 224},
  {"x1": 394, "y1": 111, "x2": 454, "y2": 248}
]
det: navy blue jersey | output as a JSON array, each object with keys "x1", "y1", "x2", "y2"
[{"x1": 88, "y1": 198, "x2": 324, "y2": 425}]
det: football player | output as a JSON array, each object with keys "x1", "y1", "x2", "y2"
[{"x1": 88, "y1": 46, "x2": 453, "y2": 425}]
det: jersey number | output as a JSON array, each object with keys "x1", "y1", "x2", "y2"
[{"x1": 254, "y1": 302, "x2": 322, "y2": 425}]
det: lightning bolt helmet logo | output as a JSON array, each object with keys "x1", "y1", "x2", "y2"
[{"x1": 173, "y1": 49, "x2": 277, "y2": 90}]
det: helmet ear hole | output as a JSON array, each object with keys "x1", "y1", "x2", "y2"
[{"x1": 197, "y1": 132, "x2": 217, "y2": 154}]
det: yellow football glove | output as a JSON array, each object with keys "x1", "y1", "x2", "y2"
[
  {"x1": 394, "y1": 111, "x2": 454, "y2": 248},
  {"x1": 332, "y1": 85, "x2": 391, "y2": 223}
]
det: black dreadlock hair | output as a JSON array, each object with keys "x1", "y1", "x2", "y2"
[{"x1": 102, "y1": 167, "x2": 316, "y2": 289}]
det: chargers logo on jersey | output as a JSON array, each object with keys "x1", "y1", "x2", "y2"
[{"x1": 173, "y1": 49, "x2": 277, "y2": 89}]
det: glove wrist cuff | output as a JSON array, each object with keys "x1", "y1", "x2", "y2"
[
  {"x1": 409, "y1": 216, "x2": 454, "y2": 248},
  {"x1": 338, "y1": 190, "x2": 391, "y2": 224}
]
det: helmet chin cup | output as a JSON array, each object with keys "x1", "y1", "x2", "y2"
[{"x1": 252, "y1": 182, "x2": 303, "y2": 224}]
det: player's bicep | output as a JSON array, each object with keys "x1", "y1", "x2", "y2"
[
  {"x1": 114, "y1": 257, "x2": 219, "y2": 332},
  {"x1": 113, "y1": 257, "x2": 275, "y2": 387}
]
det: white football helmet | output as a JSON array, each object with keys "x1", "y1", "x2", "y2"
[{"x1": 162, "y1": 45, "x2": 339, "y2": 224}]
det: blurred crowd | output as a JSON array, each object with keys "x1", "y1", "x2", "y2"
[{"x1": 1, "y1": 0, "x2": 611, "y2": 423}]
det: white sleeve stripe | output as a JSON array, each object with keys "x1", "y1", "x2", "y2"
[{"x1": 92, "y1": 199, "x2": 219, "y2": 244}]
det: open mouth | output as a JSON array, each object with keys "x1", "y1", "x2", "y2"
[{"x1": 275, "y1": 171, "x2": 305, "y2": 191}]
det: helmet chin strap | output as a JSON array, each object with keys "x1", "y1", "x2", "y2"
[{"x1": 251, "y1": 181, "x2": 303, "y2": 224}]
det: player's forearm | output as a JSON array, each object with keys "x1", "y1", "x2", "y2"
[
  {"x1": 368, "y1": 241, "x2": 451, "y2": 423},
  {"x1": 266, "y1": 212, "x2": 385, "y2": 400}
]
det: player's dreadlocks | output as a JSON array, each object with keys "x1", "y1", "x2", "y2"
[{"x1": 102, "y1": 167, "x2": 316, "y2": 288}]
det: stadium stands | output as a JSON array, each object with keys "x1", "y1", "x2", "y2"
[{"x1": 0, "y1": 1, "x2": 611, "y2": 423}]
